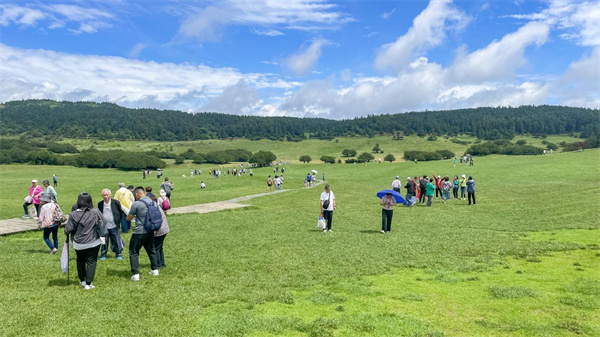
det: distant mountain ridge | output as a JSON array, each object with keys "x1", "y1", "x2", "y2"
[{"x1": 0, "y1": 100, "x2": 598, "y2": 141}]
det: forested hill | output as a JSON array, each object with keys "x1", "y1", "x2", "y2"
[{"x1": 1, "y1": 100, "x2": 598, "y2": 141}]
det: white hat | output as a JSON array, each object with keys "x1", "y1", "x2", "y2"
[
  {"x1": 31, "y1": 179, "x2": 38, "y2": 183},
  {"x1": 461, "y1": 174, "x2": 466, "y2": 178},
  {"x1": 407, "y1": 177, "x2": 411, "y2": 180},
  {"x1": 437, "y1": 175, "x2": 441, "y2": 178}
]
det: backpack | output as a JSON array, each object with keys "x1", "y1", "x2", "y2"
[
  {"x1": 161, "y1": 182, "x2": 172, "y2": 193},
  {"x1": 139, "y1": 199, "x2": 162, "y2": 232},
  {"x1": 161, "y1": 198, "x2": 170, "y2": 211},
  {"x1": 51, "y1": 203, "x2": 68, "y2": 225}
]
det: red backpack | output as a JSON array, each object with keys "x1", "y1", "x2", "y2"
[{"x1": 161, "y1": 198, "x2": 171, "y2": 211}]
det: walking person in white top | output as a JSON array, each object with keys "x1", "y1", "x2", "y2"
[
  {"x1": 320, "y1": 184, "x2": 336, "y2": 233},
  {"x1": 391, "y1": 176, "x2": 401, "y2": 192}
]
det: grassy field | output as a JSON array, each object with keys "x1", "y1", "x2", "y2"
[
  {"x1": 58, "y1": 134, "x2": 579, "y2": 163},
  {"x1": 0, "y1": 147, "x2": 599, "y2": 336}
]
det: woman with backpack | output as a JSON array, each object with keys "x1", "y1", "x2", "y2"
[
  {"x1": 64, "y1": 192, "x2": 105, "y2": 290},
  {"x1": 157, "y1": 189, "x2": 170, "y2": 213},
  {"x1": 37, "y1": 194, "x2": 65, "y2": 254},
  {"x1": 441, "y1": 176, "x2": 452, "y2": 204},
  {"x1": 154, "y1": 207, "x2": 170, "y2": 269}
]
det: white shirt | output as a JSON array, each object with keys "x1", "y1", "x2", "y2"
[
  {"x1": 320, "y1": 191, "x2": 335, "y2": 211},
  {"x1": 391, "y1": 179, "x2": 401, "y2": 189}
]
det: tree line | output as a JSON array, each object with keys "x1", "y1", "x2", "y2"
[{"x1": 1, "y1": 100, "x2": 598, "y2": 141}]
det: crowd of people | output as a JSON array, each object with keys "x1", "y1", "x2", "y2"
[
  {"x1": 397, "y1": 173, "x2": 476, "y2": 207},
  {"x1": 23, "y1": 177, "x2": 174, "y2": 290}
]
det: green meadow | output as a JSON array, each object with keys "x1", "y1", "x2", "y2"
[{"x1": 0, "y1": 142, "x2": 599, "y2": 336}]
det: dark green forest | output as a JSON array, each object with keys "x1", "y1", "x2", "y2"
[{"x1": 1, "y1": 100, "x2": 598, "y2": 141}]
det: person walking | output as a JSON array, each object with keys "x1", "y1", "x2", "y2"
[
  {"x1": 453, "y1": 157, "x2": 457, "y2": 167},
  {"x1": 267, "y1": 175, "x2": 273, "y2": 191},
  {"x1": 419, "y1": 175, "x2": 428, "y2": 204},
  {"x1": 52, "y1": 174, "x2": 58, "y2": 187},
  {"x1": 320, "y1": 184, "x2": 336, "y2": 233},
  {"x1": 114, "y1": 183, "x2": 134, "y2": 233},
  {"x1": 154, "y1": 206, "x2": 170, "y2": 269},
  {"x1": 452, "y1": 175, "x2": 459, "y2": 199},
  {"x1": 37, "y1": 194, "x2": 64, "y2": 254},
  {"x1": 426, "y1": 178, "x2": 435, "y2": 207},
  {"x1": 126, "y1": 187, "x2": 159, "y2": 281},
  {"x1": 404, "y1": 177, "x2": 415, "y2": 207},
  {"x1": 160, "y1": 177, "x2": 174, "y2": 202},
  {"x1": 97, "y1": 189, "x2": 124, "y2": 261},
  {"x1": 311, "y1": 173, "x2": 316, "y2": 187},
  {"x1": 470, "y1": 157, "x2": 474, "y2": 166},
  {"x1": 441, "y1": 177, "x2": 452, "y2": 203},
  {"x1": 459, "y1": 174, "x2": 468, "y2": 200},
  {"x1": 380, "y1": 192, "x2": 397, "y2": 233},
  {"x1": 157, "y1": 189, "x2": 171, "y2": 212},
  {"x1": 64, "y1": 192, "x2": 105, "y2": 290},
  {"x1": 391, "y1": 176, "x2": 401, "y2": 192},
  {"x1": 467, "y1": 176, "x2": 476, "y2": 205},
  {"x1": 42, "y1": 179, "x2": 57, "y2": 202},
  {"x1": 23, "y1": 179, "x2": 43, "y2": 219}
]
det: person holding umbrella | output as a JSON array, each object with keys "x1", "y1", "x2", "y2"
[{"x1": 380, "y1": 192, "x2": 397, "y2": 233}]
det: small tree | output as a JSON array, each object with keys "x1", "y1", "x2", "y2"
[
  {"x1": 384, "y1": 154, "x2": 395, "y2": 162},
  {"x1": 357, "y1": 152, "x2": 375, "y2": 163},
  {"x1": 299, "y1": 155, "x2": 312, "y2": 163},
  {"x1": 372, "y1": 143, "x2": 381, "y2": 153},
  {"x1": 516, "y1": 140, "x2": 527, "y2": 146},
  {"x1": 174, "y1": 156, "x2": 185, "y2": 164},
  {"x1": 251, "y1": 151, "x2": 277, "y2": 167},
  {"x1": 342, "y1": 149, "x2": 357, "y2": 157},
  {"x1": 546, "y1": 142, "x2": 559, "y2": 150},
  {"x1": 320, "y1": 155, "x2": 336, "y2": 164}
]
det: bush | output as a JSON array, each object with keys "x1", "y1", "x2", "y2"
[
  {"x1": 404, "y1": 151, "x2": 442, "y2": 161},
  {"x1": 516, "y1": 140, "x2": 527, "y2": 145},
  {"x1": 546, "y1": 142, "x2": 559, "y2": 150},
  {"x1": 344, "y1": 158, "x2": 358, "y2": 164},
  {"x1": 384, "y1": 154, "x2": 395, "y2": 162},
  {"x1": 427, "y1": 135, "x2": 438, "y2": 141},
  {"x1": 341, "y1": 149, "x2": 357, "y2": 157},
  {"x1": 299, "y1": 155, "x2": 312, "y2": 163},
  {"x1": 174, "y1": 156, "x2": 185, "y2": 164},
  {"x1": 320, "y1": 155, "x2": 336, "y2": 164},
  {"x1": 251, "y1": 151, "x2": 276, "y2": 167},
  {"x1": 357, "y1": 152, "x2": 375, "y2": 162},
  {"x1": 435, "y1": 149, "x2": 455, "y2": 159}
]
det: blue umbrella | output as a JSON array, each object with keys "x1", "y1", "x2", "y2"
[{"x1": 376, "y1": 189, "x2": 407, "y2": 205}]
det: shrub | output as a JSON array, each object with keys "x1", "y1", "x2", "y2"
[
  {"x1": 320, "y1": 155, "x2": 336, "y2": 164},
  {"x1": 427, "y1": 134, "x2": 438, "y2": 141},
  {"x1": 357, "y1": 152, "x2": 375, "y2": 162},
  {"x1": 371, "y1": 144, "x2": 381, "y2": 153},
  {"x1": 516, "y1": 140, "x2": 527, "y2": 145},
  {"x1": 174, "y1": 156, "x2": 185, "y2": 164},
  {"x1": 299, "y1": 155, "x2": 312, "y2": 163},
  {"x1": 341, "y1": 149, "x2": 357, "y2": 157},
  {"x1": 251, "y1": 151, "x2": 276, "y2": 167},
  {"x1": 384, "y1": 154, "x2": 395, "y2": 162}
]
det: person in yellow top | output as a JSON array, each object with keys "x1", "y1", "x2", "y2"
[
  {"x1": 459, "y1": 174, "x2": 468, "y2": 200},
  {"x1": 114, "y1": 182, "x2": 135, "y2": 233}
]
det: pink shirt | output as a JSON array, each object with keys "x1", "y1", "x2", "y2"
[
  {"x1": 30, "y1": 185, "x2": 43, "y2": 204},
  {"x1": 37, "y1": 202, "x2": 57, "y2": 228},
  {"x1": 380, "y1": 195, "x2": 397, "y2": 210}
]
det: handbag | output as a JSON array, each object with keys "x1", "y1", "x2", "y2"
[
  {"x1": 52, "y1": 204, "x2": 67, "y2": 225},
  {"x1": 24, "y1": 195, "x2": 33, "y2": 203},
  {"x1": 60, "y1": 241, "x2": 70, "y2": 274},
  {"x1": 317, "y1": 214, "x2": 327, "y2": 229},
  {"x1": 322, "y1": 192, "x2": 331, "y2": 210},
  {"x1": 96, "y1": 220, "x2": 108, "y2": 238}
]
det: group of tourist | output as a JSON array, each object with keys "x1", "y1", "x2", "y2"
[
  {"x1": 25, "y1": 177, "x2": 175, "y2": 290},
  {"x1": 395, "y1": 174, "x2": 476, "y2": 207}
]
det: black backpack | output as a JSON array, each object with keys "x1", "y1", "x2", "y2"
[
  {"x1": 420, "y1": 179, "x2": 428, "y2": 189},
  {"x1": 139, "y1": 199, "x2": 162, "y2": 232}
]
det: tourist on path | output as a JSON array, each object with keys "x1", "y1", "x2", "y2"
[
  {"x1": 467, "y1": 176, "x2": 476, "y2": 205},
  {"x1": 158, "y1": 189, "x2": 171, "y2": 212},
  {"x1": 160, "y1": 177, "x2": 174, "y2": 202},
  {"x1": 42, "y1": 179, "x2": 57, "y2": 202},
  {"x1": 267, "y1": 175, "x2": 273, "y2": 191},
  {"x1": 126, "y1": 187, "x2": 159, "y2": 281},
  {"x1": 37, "y1": 194, "x2": 64, "y2": 254},
  {"x1": 380, "y1": 192, "x2": 397, "y2": 233},
  {"x1": 23, "y1": 179, "x2": 43, "y2": 219},
  {"x1": 459, "y1": 174, "x2": 468, "y2": 200},
  {"x1": 320, "y1": 184, "x2": 336, "y2": 232},
  {"x1": 114, "y1": 183, "x2": 135, "y2": 233},
  {"x1": 97, "y1": 189, "x2": 124, "y2": 261},
  {"x1": 64, "y1": 192, "x2": 105, "y2": 290}
]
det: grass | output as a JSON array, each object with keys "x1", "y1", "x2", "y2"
[{"x1": 0, "y1": 144, "x2": 599, "y2": 336}]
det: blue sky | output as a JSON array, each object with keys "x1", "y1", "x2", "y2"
[{"x1": 1, "y1": 0, "x2": 598, "y2": 119}]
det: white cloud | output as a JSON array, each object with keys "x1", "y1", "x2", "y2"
[
  {"x1": 0, "y1": 3, "x2": 114, "y2": 33},
  {"x1": 204, "y1": 81, "x2": 260, "y2": 115},
  {"x1": 553, "y1": 47, "x2": 600, "y2": 107},
  {"x1": 0, "y1": 43, "x2": 298, "y2": 113},
  {"x1": 284, "y1": 40, "x2": 328, "y2": 76},
  {"x1": 176, "y1": 0, "x2": 352, "y2": 42},
  {"x1": 128, "y1": 43, "x2": 149, "y2": 59},
  {"x1": 375, "y1": 0, "x2": 468, "y2": 73},
  {"x1": 381, "y1": 8, "x2": 396, "y2": 20}
]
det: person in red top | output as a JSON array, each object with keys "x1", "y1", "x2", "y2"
[
  {"x1": 23, "y1": 179, "x2": 43, "y2": 219},
  {"x1": 432, "y1": 174, "x2": 443, "y2": 199}
]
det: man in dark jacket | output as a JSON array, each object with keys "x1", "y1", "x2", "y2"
[
  {"x1": 404, "y1": 177, "x2": 415, "y2": 207},
  {"x1": 419, "y1": 175, "x2": 428, "y2": 204},
  {"x1": 98, "y1": 189, "x2": 125, "y2": 260}
]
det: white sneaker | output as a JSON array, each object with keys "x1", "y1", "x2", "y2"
[
  {"x1": 131, "y1": 274, "x2": 140, "y2": 281},
  {"x1": 80, "y1": 281, "x2": 86, "y2": 287},
  {"x1": 22, "y1": 215, "x2": 30, "y2": 219},
  {"x1": 33, "y1": 217, "x2": 39, "y2": 221},
  {"x1": 381, "y1": 230, "x2": 385, "y2": 234},
  {"x1": 84, "y1": 284, "x2": 95, "y2": 290},
  {"x1": 328, "y1": 229, "x2": 332, "y2": 233},
  {"x1": 149, "y1": 269, "x2": 159, "y2": 276},
  {"x1": 50, "y1": 248, "x2": 58, "y2": 255}
]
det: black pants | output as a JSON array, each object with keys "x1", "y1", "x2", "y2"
[
  {"x1": 468, "y1": 192, "x2": 476, "y2": 205},
  {"x1": 154, "y1": 234, "x2": 167, "y2": 268},
  {"x1": 419, "y1": 188, "x2": 426, "y2": 203},
  {"x1": 75, "y1": 245, "x2": 100, "y2": 285},
  {"x1": 453, "y1": 187, "x2": 458, "y2": 199},
  {"x1": 381, "y1": 209, "x2": 393, "y2": 232},
  {"x1": 23, "y1": 202, "x2": 40, "y2": 216},
  {"x1": 323, "y1": 210, "x2": 333, "y2": 230},
  {"x1": 101, "y1": 227, "x2": 123, "y2": 258},
  {"x1": 129, "y1": 232, "x2": 158, "y2": 275},
  {"x1": 435, "y1": 188, "x2": 441, "y2": 198}
]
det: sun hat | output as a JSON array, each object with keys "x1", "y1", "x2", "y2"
[
  {"x1": 461, "y1": 174, "x2": 466, "y2": 178},
  {"x1": 407, "y1": 177, "x2": 411, "y2": 180},
  {"x1": 32, "y1": 179, "x2": 38, "y2": 183}
]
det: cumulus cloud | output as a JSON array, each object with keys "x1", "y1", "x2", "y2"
[
  {"x1": 381, "y1": 8, "x2": 396, "y2": 20},
  {"x1": 554, "y1": 47, "x2": 600, "y2": 107},
  {"x1": 0, "y1": 3, "x2": 114, "y2": 33},
  {"x1": 375, "y1": 0, "x2": 468, "y2": 73},
  {"x1": 176, "y1": 0, "x2": 352, "y2": 42},
  {"x1": 284, "y1": 40, "x2": 329, "y2": 76},
  {"x1": 204, "y1": 81, "x2": 260, "y2": 115},
  {"x1": 0, "y1": 43, "x2": 298, "y2": 113}
]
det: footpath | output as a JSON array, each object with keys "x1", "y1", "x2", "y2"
[{"x1": 0, "y1": 185, "x2": 315, "y2": 236}]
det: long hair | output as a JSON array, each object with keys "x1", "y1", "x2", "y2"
[{"x1": 76, "y1": 192, "x2": 93, "y2": 210}]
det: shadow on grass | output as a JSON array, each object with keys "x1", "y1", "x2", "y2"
[
  {"x1": 106, "y1": 269, "x2": 133, "y2": 278},
  {"x1": 48, "y1": 278, "x2": 70, "y2": 287},
  {"x1": 359, "y1": 230, "x2": 383, "y2": 234},
  {"x1": 26, "y1": 249, "x2": 50, "y2": 254}
]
